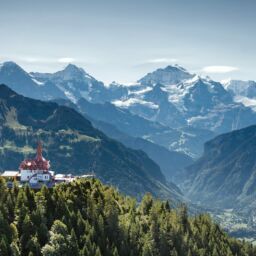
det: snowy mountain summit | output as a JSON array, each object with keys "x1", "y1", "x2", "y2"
[
  {"x1": 51, "y1": 64, "x2": 94, "y2": 81},
  {"x1": 1, "y1": 61, "x2": 256, "y2": 157},
  {"x1": 110, "y1": 66, "x2": 256, "y2": 133},
  {"x1": 31, "y1": 64, "x2": 107, "y2": 103},
  {"x1": 222, "y1": 79, "x2": 256, "y2": 110},
  {"x1": 138, "y1": 64, "x2": 194, "y2": 86}
]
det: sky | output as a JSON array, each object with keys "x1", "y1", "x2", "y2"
[{"x1": 0, "y1": 0, "x2": 255, "y2": 84}]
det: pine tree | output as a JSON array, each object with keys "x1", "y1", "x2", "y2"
[
  {"x1": 41, "y1": 220, "x2": 74, "y2": 256},
  {"x1": 170, "y1": 248, "x2": 178, "y2": 256},
  {"x1": 0, "y1": 238, "x2": 8, "y2": 256},
  {"x1": 0, "y1": 177, "x2": 254, "y2": 256},
  {"x1": 10, "y1": 241, "x2": 20, "y2": 256},
  {"x1": 0, "y1": 212, "x2": 11, "y2": 242},
  {"x1": 112, "y1": 246, "x2": 119, "y2": 256},
  {"x1": 37, "y1": 222, "x2": 49, "y2": 246},
  {"x1": 26, "y1": 235, "x2": 41, "y2": 256},
  {"x1": 95, "y1": 246, "x2": 102, "y2": 256},
  {"x1": 140, "y1": 193, "x2": 153, "y2": 215},
  {"x1": 69, "y1": 229, "x2": 79, "y2": 255},
  {"x1": 10, "y1": 223, "x2": 19, "y2": 242},
  {"x1": 20, "y1": 214, "x2": 35, "y2": 255}
]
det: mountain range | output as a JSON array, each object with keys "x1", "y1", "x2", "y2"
[
  {"x1": 1, "y1": 60, "x2": 256, "y2": 237},
  {"x1": 223, "y1": 79, "x2": 256, "y2": 111},
  {"x1": 182, "y1": 125, "x2": 256, "y2": 211},
  {"x1": 180, "y1": 125, "x2": 256, "y2": 237},
  {"x1": 3, "y1": 61, "x2": 256, "y2": 160},
  {"x1": 112, "y1": 68, "x2": 256, "y2": 134},
  {"x1": 0, "y1": 83, "x2": 183, "y2": 201},
  {"x1": 53, "y1": 98, "x2": 193, "y2": 182}
]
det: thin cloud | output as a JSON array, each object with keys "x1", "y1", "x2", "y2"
[
  {"x1": 202, "y1": 66, "x2": 239, "y2": 74},
  {"x1": 146, "y1": 58, "x2": 178, "y2": 64},
  {"x1": 1, "y1": 55, "x2": 76, "y2": 64},
  {"x1": 20, "y1": 57, "x2": 41, "y2": 63},
  {"x1": 17, "y1": 56, "x2": 58, "y2": 63},
  {"x1": 58, "y1": 57, "x2": 75, "y2": 63}
]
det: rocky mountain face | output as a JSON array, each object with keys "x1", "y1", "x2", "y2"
[
  {"x1": 181, "y1": 125, "x2": 256, "y2": 212},
  {"x1": 64, "y1": 98, "x2": 212, "y2": 159},
  {"x1": 113, "y1": 71, "x2": 256, "y2": 134},
  {"x1": 223, "y1": 79, "x2": 256, "y2": 111},
  {"x1": 30, "y1": 64, "x2": 108, "y2": 103},
  {"x1": 178, "y1": 124, "x2": 256, "y2": 238},
  {"x1": 0, "y1": 83, "x2": 183, "y2": 201},
  {"x1": 76, "y1": 98, "x2": 168, "y2": 137},
  {"x1": 0, "y1": 61, "x2": 66, "y2": 100},
  {"x1": 1, "y1": 61, "x2": 256, "y2": 159},
  {"x1": 223, "y1": 79, "x2": 256, "y2": 98},
  {"x1": 92, "y1": 119, "x2": 193, "y2": 183},
  {"x1": 138, "y1": 64, "x2": 194, "y2": 85},
  {"x1": 1, "y1": 61, "x2": 256, "y2": 236},
  {"x1": 53, "y1": 98, "x2": 193, "y2": 182}
]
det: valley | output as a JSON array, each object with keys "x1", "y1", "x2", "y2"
[
  {"x1": 1, "y1": 61, "x2": 256, "y2": 242},
  {"x1": 1, "y1": 1, "x2": 256, "y2": 254}
]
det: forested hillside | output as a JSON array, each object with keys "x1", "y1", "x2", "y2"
[
  {"x1": 182, "y1": 125, "x2": 256, "y2": 210},
  {"x1": 0, "y1": 84, "x2": 181, "y2": 201},
  {"x1": 0, "y1": 177, "x2": 255, "y2": 256}
]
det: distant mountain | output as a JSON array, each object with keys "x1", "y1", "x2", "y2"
[
  {"x1": 76, "y1": 98, "x2": 167, "y2": 137},
  {"x1": 0, "y1": 61, "x2": 65, "y2": 100},
  {"x1": 0, "y1": 61, "x2": 215, "y2": 157},
  {"x1": 0, "y1": 83, "x2": 183, "y2": 201},
  {"x1": 31, "y1": 64, "x2": 123, "y2": 103},
  {"x1": 223, "y1": 79, "x2": 256, "y2": 111},
  {"x1": 114, "y1": 73, "x2": 256, "y2": 134},
  {"x1": 87, "y1": 99, "x2": 217, "y2": 157},
  {"x1": 91, "y1": 119, "x2": 193, "y2": 182},
  {"x1": 116, "y1": 83, "x2": 187, "y2": 128},
  {"x1": 112, "y1": 65, "x2": 193, "y2": 128},
  {"x1": 182, "y1": 125, "x2": 256, "y2": 212},
  {"x1": 61, "y1": 98, "x2": 213, "y2": 158},
  {"x1": 223, "y1": 79, "x2": 256, "y2": 98},
  {"x1": 2, "y1": 61, "x2": 256, "y2": 158},
  {"x1": 138, "y1": 64, "x2": 194, "y2": 85},
  {"x1": 54, "y1": 98, "x2": 193, "y2": 182}
]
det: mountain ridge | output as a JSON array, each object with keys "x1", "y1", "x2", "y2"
[
  {"x1": 1, "y1": 61, "x2": 256, "y2": 158},
  {"x1": 181, "y1": 124, "x2": 256, "y2": 212},
  {"x1": 53, "y1": 98, "x2": 193, "y2": 182},
  {"x1": 0, "y1": 83, "x2": 183, "y2": 201}
]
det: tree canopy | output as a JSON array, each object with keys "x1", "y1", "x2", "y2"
[{"x1": 0, "y1": 177, "x2": 255, "y2": 256}]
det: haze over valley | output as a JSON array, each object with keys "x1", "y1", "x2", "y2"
[{"x1": 1, "y1": 0, "x2": 256, "y2": 254}]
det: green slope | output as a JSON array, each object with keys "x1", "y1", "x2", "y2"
[
  {"x1": 0, "y1": 84, "x2": 182, "y2": 201},
  {"x1": 0, "y1": 177, "x2": 255, "y2": 256}
]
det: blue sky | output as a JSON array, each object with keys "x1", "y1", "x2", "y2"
[{"x1": 0, "y1": 0, "x2": 255, "y2": 84}]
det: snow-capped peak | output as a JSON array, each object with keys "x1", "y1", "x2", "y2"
[
  {"x1": 108, "y1": 81, "x2": 123, "y2": 87},
  {"x1": 0, "y1": 61, "x2": 24, "y2": 72},
  {"x1": 63, "y1": 63, "x2": 86, "y2": 75},
  {"x1": 221, "y1": 78, "x2": 232, "y2": 87},
  {"x1": 222, "y1": 79, "x2": 256, "y2": 98},
  {"x1": 1, "y1": 61, "x2": 20, "y2": 68},
  {"x1": 0, "y1": 61, "x2": 32, "y2": 79},
  {"x1": 165, "y1": 64, "x2": 188, "y2": 72},
  {"x1": 221, "y1": 79, "x2": 256, "y2": 111},
  {"x1": 183, "y1": 74, "x2": 200, "y2": 84},
  {"x1": 138, "y1": 64, "x2": 194, "y2": 86},
  {"x1": 53, "y1": 64, "x2": 94, "y2": 81}
]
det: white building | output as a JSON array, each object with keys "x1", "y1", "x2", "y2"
[{"x1": 19, "y1": 142, "x2": 53, "y2": 186}]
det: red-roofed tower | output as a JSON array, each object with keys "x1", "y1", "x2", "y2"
[{"x1": 19, "y1": 141, "x2": 51, "y2": 184}]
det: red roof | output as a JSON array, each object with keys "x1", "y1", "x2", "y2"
[{"x1": 19, "y1": 142, "x2": 50, "y2": 171}]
